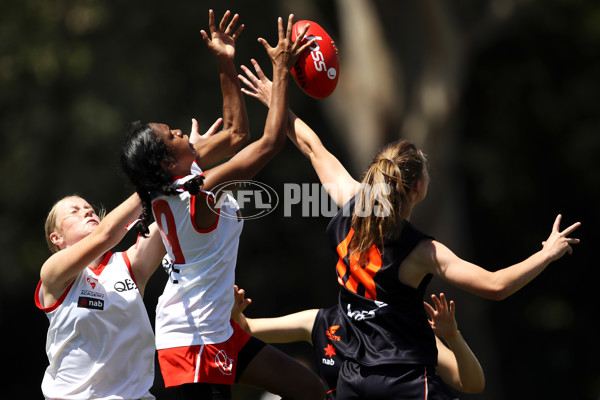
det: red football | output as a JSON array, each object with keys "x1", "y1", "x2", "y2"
[{"x1": 291, "y1": 20, "x2": 340, "y2": 99}]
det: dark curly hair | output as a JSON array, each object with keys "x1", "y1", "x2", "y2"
[{"x1": 121, "y1": 121, "x2": 203, "y2": 236}]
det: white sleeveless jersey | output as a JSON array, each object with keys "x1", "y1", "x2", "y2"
[
  {"x1": 152, "y1": 165, "x2": 244, "y2": 349},
  {"x1": 35, "y1": 251, "x2": 155, "y2": 400}
]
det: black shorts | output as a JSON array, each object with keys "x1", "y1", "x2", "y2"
[
  {"x1": 336, "y1": 360, "x2": 459, "y2": 400},
  {"x1": 235, "y1": 335, "x2": 267, "y2": 382}
]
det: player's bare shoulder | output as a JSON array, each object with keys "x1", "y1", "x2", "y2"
[{"x1": 397, "y1": 237, "x2": 437, "y2": 288}]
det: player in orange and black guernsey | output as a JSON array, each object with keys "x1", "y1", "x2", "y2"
[
  {"x1": 238, "y1": 51, "x2": 580, "y2": 400},
  {"x1": 327, "y1": 197, "x2": 458, "y2": 399},
  {"x1": 232, "y1": 284, "x2": 483, "y2": 400}
]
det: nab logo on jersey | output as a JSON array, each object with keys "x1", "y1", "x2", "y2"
[
  {"x1": 78, "y1": 296, "x2": 104, "y2": 310},
  {"x1": 322, "y1": 344, "x2": 336, "y2": 366}
]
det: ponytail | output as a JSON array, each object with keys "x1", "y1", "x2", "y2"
[{"x1": 350, "y1": 140, "x2": 426, "y2": 265}]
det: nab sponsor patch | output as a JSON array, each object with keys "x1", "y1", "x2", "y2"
[{"x1": 78, "y1": 296, "x2": 104, "y2": 310}]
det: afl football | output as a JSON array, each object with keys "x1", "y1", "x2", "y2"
[{"x1": 291, "y1": 20, "x2": 340, "y2": 99}]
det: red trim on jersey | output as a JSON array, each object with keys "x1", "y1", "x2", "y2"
[
  {"x1": 89, "y1": 251, "x2": 113, "y2": 276},
  {"x1": 190, "y1": 194, "x2": 220, "y2": 233},
  {"x1": 35, "y1": 279, "x2": 74, "y2": 313},
  {"x1": 121, "y1": 251, "x2": 138, "y2": 286},
  {"x1": 124, "y1": 218, "x2": 141, "y2": 231},
  {"x1": 134, "y1": 232, "x2": 142, "y2": 249}
]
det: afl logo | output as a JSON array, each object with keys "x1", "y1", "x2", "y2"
[
  {"x1": 215, "y1": 350, "x2": 234, "y2": 376},
  {"x1": 210, "y1": 180, "x2": 279, "y2": 221}
]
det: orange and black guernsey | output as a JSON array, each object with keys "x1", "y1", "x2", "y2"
[{"x1": 326, "y1": 196, "x2": 438, "y2": 367}]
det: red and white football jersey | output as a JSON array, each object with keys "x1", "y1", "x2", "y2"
[
  {"x1": 152, "y1": 164, "x2": 244, "y2": 349},
  {"x1": 35, "y1": 251, "x2": 155, "y2": 400}
]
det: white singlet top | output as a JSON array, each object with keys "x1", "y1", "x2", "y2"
[
  {"x1": 152, "y1": 164, "x2": 244, "y2": 349},
  {"x1": 35, "y1": 251, "x2": 155, "y2": 400}
]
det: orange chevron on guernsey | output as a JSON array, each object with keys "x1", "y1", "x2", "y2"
[{"x1": 335, "y1": 228, "x2": 383, "y2": 300}]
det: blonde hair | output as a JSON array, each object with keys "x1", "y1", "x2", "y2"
[
  {"x1": 44, "y1": 195, "x2": 106, "y2": 253},
  {"x1": 350, "y1": 140, "x2": 427, "y2": 265}
]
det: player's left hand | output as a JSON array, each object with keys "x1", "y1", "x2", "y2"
[{"x1": 540, "y1": 214, "x2": 581, "y2": 262}]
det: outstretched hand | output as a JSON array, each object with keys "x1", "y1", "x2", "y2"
[
  {"x1": 239, "y1": 59, "x2": 273, "y2": 107},
  {"x1": 258, "y1": 15, "x2": 315, "y2": 71},
  {"x1": 424, "y1": 293, "x2": 459, "y2": 341},
  {"x1": 189, "y1": 117, "x2": 224, "y2": 146},
  {"x1": 200, "y1": 9, "x2": 244, "y2": 60},
  {"x1": 232, "y1": 285, "x2": 252, "y2": 318},
  {"x1": 541, "y1": 214, "x2": 581, "y2": 262}
]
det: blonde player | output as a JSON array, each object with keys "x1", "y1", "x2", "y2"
[
  {"x1": 239, "y1": 58, "x2": 580, "y2": 400},
  {"x1": 36, "y1": 194, "x2": 162, "y2": 399}
]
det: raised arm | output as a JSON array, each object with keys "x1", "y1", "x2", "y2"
[
  {"x1": 126, "y1": 222, "x2": 165, "y2": 297},
  {"x1": 239, "y1": 58, "x2": 359, "y2": 207},
  {"x1": 200, "y1": 15, "x2": 313, "y2": 190},
  {"x1": 189, "y1": 16, "x2": 314, "y2": 230},
  {"x1": 194, "y1": 9, "x2": 249, "y2": 168},
  {"x1": 41, "y1": 194, "x2": 142, "y2": 305},
  {"x1": 232, "y1": 285, "x2": 317, "y2": 344},
  {"x1": 405, "y1": 215, "x2": 581, "y2": 300},
  {"x1": 425, "y1": 294, "x2": 485, "y2": 394}
]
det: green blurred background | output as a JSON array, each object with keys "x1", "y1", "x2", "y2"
[{"x1": 1, "y1": 0, "x2": 598, "y2": 398}]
